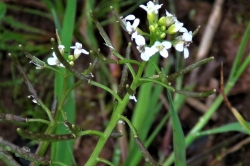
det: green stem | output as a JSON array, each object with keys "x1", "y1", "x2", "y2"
[
  {"x1": 89, "y1": 80, "x2": 122, "y2": 102},
  {"x1": 35, "y1": 73, "x2": 70, "y2": 159},
  {"x1": 118, "y1": 59, "x2": 141, "y2": 66},
  {"x1": 112, "y1": 51, "x2": 136, "y2": 79},
  {"x1": 45, "y1": 65, "x2": 64, "y2": 76},
  {"x1": 119, "y1": 115, "x2": 137, "y2": 135},
  {"x1": 85, "y1": 61, "x2": 147, "y2": 166},
  {"x1": 26, "y1": 118, "x2": 51, "y2": 125},
  {"x1": 97, "y1": 158, "x2": 115, "y2": 166},
  {"x1": 77, "y1": 130, "x2": 104, "y2": 138},
  {"x1": 37, "y1": 99, "x2": 54, "y2": 123}
]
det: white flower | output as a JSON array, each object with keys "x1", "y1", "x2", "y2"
[
  {"x1": 167, "y1": 21, "x2": 184, "y2": 34},
  {"x1": 174, "y1": 31, "x2": 193, "y2": 58},
  {"x1": 140, "y1": 1, "x2": 162, "y2": 14},
  {"x1": 135, "y1": 35, "x2": 157, "y2": 61},
  {"x1": 182, "y1": 31, "x2": 193, "y2": 41},
  {"x1": 58, "y1": 44, "x2": 65, "y2": 54},
  {"x1": 48, "y1": 45, "x2": 65, "y2": 67},
  {"x1": 47, "y1": 52, "x2": 64, "y2": 67},
  {"x1": 27, "y1": 95, "x2": 39, "y2": 105},
  {"x1": 126, "y1": 18, "x2": 140, "y2": 39},
  {"x1": 129, "y1": 95, "x2": 137, "y2": 102},
  {"x1": 70, "y1": 42, "x2": 89, "y2": 59},
  {"x1": 152, "y1": 41, "x2": 172, "y2": 58}
]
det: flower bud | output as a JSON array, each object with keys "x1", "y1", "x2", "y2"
[
  {"x1": 158, "y1": 17, "x2": 166, "y2": 26},
  {"x1": 160, "y1": 25, "x2": 166, "y2": 31},
  {"x1": 68, "y1": 55, "x2": 74, "y2": 61},
  {"x1": 166, "y1": 16, "x2": 175, "y2": 27},
  {"x1": 147, "y1": 12, "x2": 156, "y2": 24},
  {"x1": 160, "y1": 33, "x2": 166, "y2": 39},
  {"x1": 149, "y1": 25, "x2": 156, "y2": 33},
  {"x1": 69, "y1": 61, "x2": 74, "y2": 66},
  {"x1": 167, "y1": 22, "x2": 183, "y2": 34},
  {"x1": 58, "y1": 45, "x2": 65, "y2": 55},
  {"x1": 156, "y1": 30, "x2": 161, "y2": 37}
]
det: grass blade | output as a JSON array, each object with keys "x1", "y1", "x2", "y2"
[
  {"x1": 167, "y1": 90, "x2": 186, "y2": 166},
  {"x1": 51, "y1": 0, "x2": 77, "y2": 165}
]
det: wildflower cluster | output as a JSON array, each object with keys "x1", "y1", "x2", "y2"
[
  {"x1": 123, "y1": 1, "x2": 193, "y2": 61},
  {"x1": 47, "y1": 42, "x2": 89, "y2": 67}
]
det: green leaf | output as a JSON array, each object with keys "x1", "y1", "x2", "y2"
[
  {"x1": 51, "y1": 0, "x2": 77, "y2": 165},
  {"x1": 167, "y1": 90, "x2": 186, "y2": 166},
  {"x1": 0, "y1": 2, "x2": 6, "y2": 18},
  {"x1": 196, "y1": 122, "x2": 250, "y2": 137}
]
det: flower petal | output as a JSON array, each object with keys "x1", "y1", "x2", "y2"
[
  {"x1": 184, "y1": 48, "x2": 189, "y2": 58},
  {"x1": 47, "y1": 57, "x2": 57, "y2": 65},
  {"x1": 129, "y1": 95, "x2": 137, "y2": 102},
  {"x1": 183, "y1": 31, "x2": 193, "y2": 41},
  {"x1": 175, "y1": 43, "x2": 184, "y2": 52},
  {"x1": 133, "y1": 18, "x2": 140, "y2": 29},
  {"x1": 162, "y1": 41, "x2": 172, "y2": 49},
  {"x1": 159, "y1": 49, "x2": 169, "y2": 58},
  {"x1": 81, "y1": 49, "x2": 89, "y2": 54},
  {"x1": 125, "y1": 14, "x2": 135, "y2": 21},
  {"x1": 139, "y1": 5, "x2": 148, "y2": 11},
  {"x1": 75, "y1": 42, "x2": 82, "y2": 48},
  {"x1": 135, "y1": 35, "x2": 146, "y2": 46},
  {"x1": 126, "y1": 21, "x2": 132, "y2": 32},
  {"x1": 141, "y1": 52, "x2": 150, "y2": 61},
  {"x1": 131, "y1": 31, "x2": 138, "y2": 40},
  {"x1": 144, "y1": 46, "x2": 156, "y2": 57}
]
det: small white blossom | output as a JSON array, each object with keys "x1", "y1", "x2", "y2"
[
  {"x1": 129, "y1": 95, "x2": 137, "y2": 102},
  {"x1": 58, "y1": 45, "x2": 65, "y2": 54},
  {"x1": 167, "y1": 21, "x2": 184, "y2": 34},
  {"x1": 47, "y1": 52, "x2": 64, "y2": 67},
  {"x1": 124, "y1": 14, "x2": 136, "y2": 21},
  {"x1": 70, "y1": 42, "x2": 89, "y2": 59},
  {"x1": 152, "y1": 41, "x2": 172, "y2": 58},
  {"x1": 27, "y1": 95, "x2": 39, "y2": 105},
  {"x1": 126, "y1": 18, "x2": 140, "y2": 39},
  {"x1": 48, "y1": 45, "x2": 65, "y2": 67},
  {"x1": 174, "y1": 31, "x2": 193, "y2": 58},
  {"x1": 140, "y1": 1, "x2": 162, "y2": 14},
  {"x1": 135, "y1": 35, "x2": 157, "y2": 61}
]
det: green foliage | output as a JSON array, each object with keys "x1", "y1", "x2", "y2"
[{"x1": 0, "y1": 2, "x2": 6, "y2": 18}]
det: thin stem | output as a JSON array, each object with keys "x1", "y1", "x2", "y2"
[
  {"x1": 26, "y1": 118, "x2": 51, "y2": 125},
  {"x1": 112, "y1": 51, "x2": 136, "y2": 79},
  {"x1": 119, "y1": 115, "x2": 137, "y2": 135},
  {"x1": 45, "y1": 65, "x2": 65, "y2": 76},
  {"x1": 120, "y1": 115, "x2": 160, "y2": 166},
  {"x1": 234, "y1": 53, "x2": 250, "y2": 82},
  {"x1": 85, "y1": 61, "x2": 147, "y2": 166},
  {"x1": 139, "y1": 78, "x2": 175, "y2": 92},
  {"x1": 77, "y1": 130, "x2": 104, "y2": 138},
  {"x1": 89, "y1": 80, "x2": 122, "y2": 102},
  {"x1": 118, "y1": 59, "x2": 141, "y2": 66},
  {"x1": 97, "y1": 158, "x2": 115, "y2": 166},
  {"x1": 148, "y1": 59, "x2": 161, "y2": 74},
  {"x1": 37, "y1": 99, "x2": 54, "y2": 123}
]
